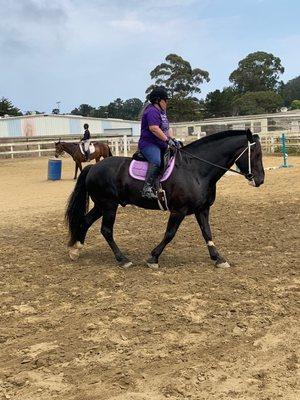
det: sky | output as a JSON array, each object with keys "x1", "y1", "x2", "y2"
[{"x1": 0, "y1": 0, "x2": 299, "y2": 113}]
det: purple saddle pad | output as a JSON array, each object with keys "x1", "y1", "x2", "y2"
[{"x1": 129, "y1": 157, "x2": 175, "y2": 182}]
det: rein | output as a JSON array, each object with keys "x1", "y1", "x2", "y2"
[{"x1": 178, "y1": 141, "x2": 255, "y2": 180}]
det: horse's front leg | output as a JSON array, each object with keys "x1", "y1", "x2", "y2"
[
  {"x1": 195, "y1": 207, "x2": 230, "y2": 268},
  {"x1": 101, "y1": 204, "x2": 132, "y2": 268},
  {"x1": 147, "y1": 211, "x2": 186, "y2": 268},
  {"x1": 74, "y1": 162, "x2": 82, "y2": 180}
]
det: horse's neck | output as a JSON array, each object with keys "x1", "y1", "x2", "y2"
[
  {"x1": 188, "y1": 136, "x2": 247, "y2": 180},
  {"x1": 63, "y1": 142, "x2": 78, "y2": 155}
]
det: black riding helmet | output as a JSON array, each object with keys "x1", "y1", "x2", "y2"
[
  {"x1": 149, "y1": 87, "x2": 169, "y2": 104},
  {"x1": 84, "y1": 123, "x2": 89, "y2": 129}
]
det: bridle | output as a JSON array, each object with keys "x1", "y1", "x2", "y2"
[{"x1": 178, "y1": 141, "x2": 256, "y2": 182}]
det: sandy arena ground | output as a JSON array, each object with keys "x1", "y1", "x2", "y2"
[{"x1": 0, "y1": 154, "x2": 299, "y2": 400}]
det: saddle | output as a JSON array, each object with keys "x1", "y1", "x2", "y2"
[
  {"x1": 79, "y1": 142, "x2": 95, "y2": 155},
  {"x1": 129, "y1": 149, "x2": 175, "y2": 210}
]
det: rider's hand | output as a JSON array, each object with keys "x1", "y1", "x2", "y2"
[
  {"x1": 173, "y1": 138, "x2": 183, "y2": 149},
  {"x1": 166, "y1": 138, "x2": 181, "y2": 149},
  {"x1": 166, "y1": 138, "x2": 180, "y2": 150}
]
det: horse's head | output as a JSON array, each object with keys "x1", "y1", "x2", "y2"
[
  {"x1": 54, "y1": 139, "x2": 64, "y2": 158},
  {"x1": 235, "y1": 131, "x2": 265, "y2": 187}
]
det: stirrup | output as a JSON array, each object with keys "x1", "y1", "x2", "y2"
[
  {"x1": 141, "y1": 187, "x2": 157, "y2": 200},
  {"x1": 157, "y1": 187, "x2": 169, "y2": 211}
]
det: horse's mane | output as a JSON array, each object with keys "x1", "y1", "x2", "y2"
[{"x1": 184, "y1": 130, "x2": 250, "y2": 149}]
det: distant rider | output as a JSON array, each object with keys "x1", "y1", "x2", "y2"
[
  {"x1": 138, "y1": 86, "x2": 181, "y2": 200},
  {"x1": 81, "y1": 123, "x2": 91, "y2": 161}
]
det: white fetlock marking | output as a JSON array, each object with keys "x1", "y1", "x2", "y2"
[
  {"x1": 69, "y1": 247, "x2": 80, "y2": 260},
  {"x1": 216, "y1": 261, "x2": 231, "y2": 268},
  {"x1": 74, "y1": 241, "x2": 84, "y2": 249},
  {"x1": 147, "y1": 262, "x2": 159, "y2": 269},
  {"x1": 207, "y1": 241, "x2": 215, "y2": 247},
  {"x1": 122, "y1": 261, "x2": 133, "y2": 269}
]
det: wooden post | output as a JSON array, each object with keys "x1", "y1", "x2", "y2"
[
  {"x1": 123, "y1": 135, "x2": 128, "y2": 156},
  {"x1": 11, "y1": 145, "x2": 14, "y2": 159},
  {"x1": 115, "y1": 139, "x2": 119, "y2": 156},
  {"x1": 38, "y1": 143, "x2": 41, "y2": 157},
  {"x1": 271, "y1": 136, "x2": 275, "y2": 153}
]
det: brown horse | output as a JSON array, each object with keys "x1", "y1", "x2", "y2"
[{"x1": 54, "y1": 140, "x2": 112, "y2": 179}]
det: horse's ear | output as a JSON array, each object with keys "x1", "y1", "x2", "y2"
[{"x1": 246, "y1": 129, "x2": 254, "y2": 143}]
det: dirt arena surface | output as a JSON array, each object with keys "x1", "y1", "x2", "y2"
[{"x1": 0, "y1": 155, "x2": 299, "y2": 400}]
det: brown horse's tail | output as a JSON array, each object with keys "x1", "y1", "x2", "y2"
[{"x1": 65, "y1": 165, "x2": 92, "y2": 246}]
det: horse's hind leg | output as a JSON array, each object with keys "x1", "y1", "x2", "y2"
[
  {"x1": 69, "y1": 206, "x2": 102, "y2": 260},
  {"x1": 147, "y1": 211, "x2": 186, "y2": 268},
  {"x1": 101, "y1": 204, "x2": 132, "y2": 268},
  {"x1": 195, "y1": 207, "x2": 230, "y2": 268}
]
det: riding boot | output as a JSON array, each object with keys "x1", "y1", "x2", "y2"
[
  {"x1": 141, "y1": 163, "x2": 161, "y2": 200},
  {"x1": 85, "y1": 150, "x2": 90, "y2": 162}
]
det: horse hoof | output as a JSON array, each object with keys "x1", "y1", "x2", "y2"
[
  {"x1": 215, "y1": 261, "x2": 231, "y2": 268},
  {"x1": 69, "y1": 248, "x2": 80, "y2": 261},
  {"x1": 120, "y1": 261, "x2": 133, "y2": 269},
  {"x1": 147, "y1": 262, "x2": 159, "y2": 269},
  {"x1": 74, "y1": 241, "x2": 84, "y2": 249}
]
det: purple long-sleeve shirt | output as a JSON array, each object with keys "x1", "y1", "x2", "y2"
[{"x1": 138, "y1": 104, "x2": 170, "y2": 150}]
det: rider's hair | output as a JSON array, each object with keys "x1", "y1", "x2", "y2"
[
  {"x1": 148, "y1": 86, "x2": 169, "y2": 104},
  {"x1": 84, "y1": 123, "x2": 89, "y2": 129}
]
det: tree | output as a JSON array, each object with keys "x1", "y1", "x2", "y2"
[
  {"x1": 167, "y1": 97, "x2": 204, "y2": 122},
  {"x1": 280, "y1": 76, "x2": 300, "y2": 106},
  {"x1": 147, "y1": 54, "x2": 210, "y2": 98},
  {"x1": 0, "y1": 97, "x2": 22, "y2": 116},
  {"x1": 122, "y1": 98, "x2": 143, "y2": 120},
  {"x1": 107, "y1": 98, "x2": 124, "y2": 119},
  {"x1": 204, "y1": 87, "x2": 239, "y2": 118},
  {"x1": 291, "y1": 100, "x2": 300, "y2": 110},
  {"x1": 70, "y1": 104, "x2": 95, "y2": 116},
  {"x1": 25, "y1": 110, "x2": 44, "y2": 115},
  {"x1": 90, "y1": 106, "x2": 109, "y2": 118},
  {"x1": 233, "y1": 91, "x2": 283, "y2": 115},
  {"x1": 229, "y1": 51, "x2": 284, "y2": 93}
]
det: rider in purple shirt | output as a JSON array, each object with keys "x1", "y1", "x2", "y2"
[{"x1": 138, "y1": 86, "x2": 181, "y2": 200}]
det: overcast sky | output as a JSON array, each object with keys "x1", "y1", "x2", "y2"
[{"x1": 0, "y1": 0, "x2": 299, "y2": 113}]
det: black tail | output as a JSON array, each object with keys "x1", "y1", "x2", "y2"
[{"x1": 65, "y1": 165, "x2": 92, "y2": 246}]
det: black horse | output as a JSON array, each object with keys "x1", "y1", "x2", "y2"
[{"x1": 66, "y1": 130, "x2": 264, "y2": 268}]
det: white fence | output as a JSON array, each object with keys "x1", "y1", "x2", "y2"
[
  {"x1": 0, "y1": 135, "x2": 132, "y2": 159},
  {"x1": 1, "y1": 133, "x2": 299, "y2": 159}
]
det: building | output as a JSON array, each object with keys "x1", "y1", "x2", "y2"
[
  {"x1": 0, "y1": 114, "x2": 140, "y2": 139},
  {"x1": 172, "y1": 109, "x2": 300, "y2": 137}
]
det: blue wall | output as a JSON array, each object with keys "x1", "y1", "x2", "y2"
[
  {"x1": 69, "y1": 118, "x2": 81, "y2": 134},
  {"x1": 8, "y1": 119, "x2": 22, "y2": 137}
]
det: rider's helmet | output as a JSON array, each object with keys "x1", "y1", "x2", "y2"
[
  {"x1": 149, "y1": 86, "x2": 169, "y2": 104},
  {"x1": 84, "y1": 123, "x2": 89, "y2": 129}
]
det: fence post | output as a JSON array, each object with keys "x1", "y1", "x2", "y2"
[
  {"x1": 123, "y1": 135, "x2": 128, "y2": 157},
  {"x1": 280, "y1": 133, "x2": 292, "y2": 168},
  {"x1": 10, "y1": 145, "x2": 14, "y2": 159},
  {"x1": 115, "y1": 139, "x2": 119, "y2": 156},
  {"x1": 38, "y1": 143, "x2": 41, "y2": 157},
  {"x1": 270, "y1": 136, "x2": 275, "y2": 153}
]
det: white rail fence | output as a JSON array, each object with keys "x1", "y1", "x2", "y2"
[
  {"x1": 0, "y1": 135, "x2": 132, "y2": 159},
  {"x1": 0, "y1": 133, "x2": 299, "y2": 159}
]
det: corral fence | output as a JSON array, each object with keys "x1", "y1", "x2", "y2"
[
  {"x1": 0, "y1": 135, "x2": 133, "y2": 159},
  {"x1": 1, "y1": 132, "x2": 299, "y2": 160},
  {"x1": 259, "y1": 134, "x2": 300, "y2": 154},
  {"x1": 188, "y1": 132, "x2": 300, "y2": 154}
]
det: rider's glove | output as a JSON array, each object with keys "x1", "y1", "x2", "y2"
[
  {"x1": 173, "y1": 138, "x2": 183, "y2": 149},
  {"x1": 166, "y1": 138, "x2": 181, "y2": 150}
]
